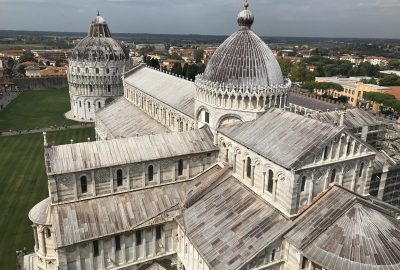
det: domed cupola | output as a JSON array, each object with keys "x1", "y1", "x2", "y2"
[
  {"x1": 66, "y1": 12, "x2": 133, "y2": 122},
  {"x1": 195, "y1": 1, "x2": 291, "y2": 130}
]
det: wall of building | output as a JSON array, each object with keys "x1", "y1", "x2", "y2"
[
  {"x1": 124, "y1": 84, "x2": 196, "y2": 132},
  {"x1": 60, "y1": 222, "x2": 177, "y2": 270},
  {"x1": 217, "y1": 131, "x2": 375, "y2": 216},
  {"x1": 68, "y1": 59, "x2": 130, "y2": 121},
  {"x1": 32, "y1": 224, "x2": 58, "y2": 270},
  {"x1": 14, "y1": 76, "x2": 68, "y2": 90},
  {"x1": 49, "y1": 152, "x2": 217, "y2": 204}
]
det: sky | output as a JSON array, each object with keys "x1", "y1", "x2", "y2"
[{"x1": 0, "y1": 0, "x2": 400, "y2": 39}]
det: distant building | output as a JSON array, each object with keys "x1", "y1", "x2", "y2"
[
  {"x1": 340, "y1": 54, "x2": 363, "y2": 65},
  {"x1": 0, "y1": 49, "x2": 25, "y2": 60},
  {"x1": 136, "y1": 44, "x2": 166, "y2": 51},
  {"x1": 364, "y1": 56, "x2": 388, "y2": 66},
  {"x1": 31, "y1": 50, "x2": 72, "y2": 61},
  {"x1": 25, "y1": 65, "x2": 41, "y2": 78}
]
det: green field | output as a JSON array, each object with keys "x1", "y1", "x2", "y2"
[
  {"x1": 0, "y1": 128, "x2": 95, "y2": 269},
  {"x1": 0, "y1": 89, "x2": 79, "y2": 132}
]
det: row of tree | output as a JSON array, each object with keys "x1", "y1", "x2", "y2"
[{"x1": 364, "y1": 92, "x2": 400, "y2": 113}]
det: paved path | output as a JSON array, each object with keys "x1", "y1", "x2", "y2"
[
  {"x1": 0, "y1": 90, "x2": 23, "y2": 110},
  {"x1": 0, "y1": 123, "x2": 94, "y2": 137}
]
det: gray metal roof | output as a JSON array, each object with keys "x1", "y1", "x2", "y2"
[
  {"x1": 286, "y1": 186, "x2": 400, "y2": 270},
  {"x1": 202, "y1": 7, "x2": 283, "y2": 88},
  {"x1": 96, "y1": 97, "x2": 169, "y2": 138},
  {"x1": 46, "y1": 129, "x2": 217, "y2": 175},
  {"x1": 53, "y1": 182, "x2": 189, "y2": 248},
  {"x1": 180, "y1": 175, "x2": 293, "y2": 270},
  {"x1": 28, "y1": 198, "x2": 51, "y2": 225},
  {"x1": 124, "y1": 65, "x2": 196, "y2": 118},
  {"x1": 218, "y1": 108, "x2": 343, "y2": 169},
  {"x1": 70, "y1": 15, "x2": 129, "y2": 62},
  {"x1": 289, "y1": 92, "x2": 342, "y2": 112},
  {"x1": 309, "y1": 108, "x2": 382, "y2": 129}
]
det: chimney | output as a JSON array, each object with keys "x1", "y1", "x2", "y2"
[{"x1": 339, "y1": 111, "x2": 346, "y2": 127}]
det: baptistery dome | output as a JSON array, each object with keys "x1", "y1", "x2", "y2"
[
  {"x1": 71, "y1": 15, "x2": 129, "y2": 62},
  {"x1": 202, "y1": 3, "x2": 284, "y2": 87},
  {"x1": 66, "y1": 13, "x2": 133, "y2": 122}
]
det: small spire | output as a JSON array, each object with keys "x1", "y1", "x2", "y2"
[
  {"x1": 97, "y1": 10, "x2": 100, "y2": 16},
  {"x1": 43, "y1": 132, "x2": 48, "y2": 147},
  {"x1": 244, "y1": 0, "x2": 249, "y2": 10}
]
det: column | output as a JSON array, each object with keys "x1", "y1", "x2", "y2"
[
  {"x1": 132, "y1": 233, "x2": 137, "y2": 261},
  {"x1": 142, "y1": 164, "x2": 146, "y2": 187},
  {"x1": 157, "y1": 164, "x2": 161, "y2": 185},
  {"x1": 323, "y1": 169, "x2": 330, "y2": 190},
  {"x1": 262, "y1": 171, "x2": 266, "y2": 193},
  {"x1": 152, "y1": 227, "x2": 157, "y2": 256},
  {"x1": 91, "y1": 171, "x2": 96, "y2": 196},
  {"x1": 73, "y1": 174, "x2": 78, "y2": 200},
  {"x1": 242, "y1": 160, "x2": 245, "y2": 179},
  {"x1": 351, "y1": 162, "x2": 360, "y2": 192},
  {"x1": 172, "y1": 163, "x2": 176, "y2": 182},
  {"x1": 233, "y1": 153, "x2": 237, "y2": 173},
  {"x1": 41, "y1": 230, "x2": 46, "y2": 256},
  {"x1": 33, "y1": 226, "x2": 39, "y2": 252},
  {"x1": 336, "y1": 136, "x2": 343, "y2": 159},
  {"x1": 186, "y1": 159, "x2": 190, "y2": 178},
  {"x1": 250, "y1": 165, "x2": 255, "y2": 187},
  {"x1": 307, "y1": 173, "x2": 314, "y2": 205},
  {"x1": 110, "y1": 168, "x2": 114, "y2": 194},
  {"x1": 126, "y1": 165, "x2": 131, "y2": 189},
  {"x1": 273, "y1": 178, "x2": 278, "y2": 202},
  {"x1": 377, "y1": 168, "x2": 389, "y2": 200}
]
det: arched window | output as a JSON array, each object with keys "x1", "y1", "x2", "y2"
[
  {"x1": 116, "y1": 169, "x2": 123, "y2": 186},
  {"x1": 89, "y1": 85, "x2": 93, "y2": 92},
  {"x1": 178, "y1": 159, "x2": 184, "y2": 176},
  {"x1": 77, "y1": 67, "x2": 80, "y2": 73},
  {"x1": 300, "y1": 176, "x2": 306, "y2": 192},
  {"x1": 330, "y1": 169, "x2": 336, "y2": 183},
  {"x1": 108, "y1": 85, "x2": 111, "y2": 92},
  {"x1": 85, "y1": 68, "x2": 89, "y2": 74},
  {"x1": 246, "y1": 157, "x2": 252, "y2": 178},
  {"x1": 204, "y1": 111, "x2": 210, "y2": 124},
  {"x1": 346, "y1": 142, "x2": 352, "y2": 155},
  {"x1": 98, "y1": 102, "x2": 101, "y2": 109},
  {"x1": 359, "y1": 163, "x2": 364, "y2": 177},
  {"x1": 106, "y1": 68, "x2": 110, "y2": 74},
  {"x1": 80, "y1": 176, "x2": 87, "y2": 193},
  {"x1": 79, "y1": 101, "x2": 82, "y2": 108},
  {"x1": 267, "y1": 170, "x2": 274, "y2": 193},
  {"x1": 148, "y1": 165, "x2": 154, "y2": 181},
  {"x1": 45, "y1": 228, "x2": 51, "y2": 238},
  {"x1": 323, "y1": 146, "x2": 329, "y2": 160},
  {"x1": 95, "y1": 68, "x2": 99, "y2": 74},
  {"x1": 271, "y1": 249, "x2": 276, "y2": 261}
]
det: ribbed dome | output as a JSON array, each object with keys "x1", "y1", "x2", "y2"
[
  {"x1": 71, "y1": 14, "x2": 129, "y2": 62},
  {"x1": 203, "y1": 4, "x2": 283, "y2": 87}
]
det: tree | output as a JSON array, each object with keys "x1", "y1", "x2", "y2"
[
  {"x1": 18, "y1": 51, "x2": 35, "y2": 63},
  {"x1": 379, "y1": 74, "x2": 400, "y2": 86},
  {"x1": 277, "y1": 57, "x2": 293, "y2": 77},
  {"x1": 171, "y1": 62, "x2": 183, "y2": 76},
  {"x1": 290, "y1": 65, "x2": 315, "y2": 82},
  {"x1": 194, "y1": 48, "x2": 204, "y2": 64}
]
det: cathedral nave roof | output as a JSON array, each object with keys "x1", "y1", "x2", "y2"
[
  {"x1": 179, "y1": 175, "x2": 294, "y2": 270},
  {"x1": 52, "y1": 182, "x2": 189, "y2": 248},
  {"x1": 46, "y1": 128, "x2": 217, "y2": 175},
  {"x1": 96, "y1": 97, "x2": 169, "y2": 139},
  {"x1": 285, "y1": 186, "x2": 400, "y2": 270},
  {"x1": 124, "y1": 65, "x2": 196, "y2": 118}
]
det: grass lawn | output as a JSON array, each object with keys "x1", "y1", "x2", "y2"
[
  {"x1": 0, "y1": 128, "x2": 95, "y2": 269},
  {"x1": 0, "y1": 89, "x2": 79, "y2": 132}
]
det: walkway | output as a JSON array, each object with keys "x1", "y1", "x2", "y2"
[
  {"x1": 0, "y1": 123, "x2": 94, "y2": 137},
  {"x1": 0, "y1": 90, "x2": 23, "y2": 110}
]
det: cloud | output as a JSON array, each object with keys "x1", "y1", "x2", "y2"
[{"x1": 0, "y1": 0, "x2": 399, "y2": 38}]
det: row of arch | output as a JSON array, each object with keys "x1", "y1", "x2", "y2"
[
  {"x1": 78, "y1": 160, "x2": 186, "y2": 194},
  {"x1": 125, "y1": 86, "x2": 196, "y2": 132}
]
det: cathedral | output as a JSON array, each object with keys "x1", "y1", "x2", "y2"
[{"x1": 27, "y1": 2, "x2": 400, "y2": 270}]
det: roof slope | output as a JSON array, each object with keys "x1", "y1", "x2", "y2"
[
  {"x1": 308, "y1": 108, "x2": 382, "y2": 129},
  {"x1": 219, "y1": 108, "x2": 343, "y2": 169},
  {"x1": 46, "y1": 129, "x2": 217, "y2": 175},
  {"x1": 53, "y1": 182, "x2": 189, "y2": 248},
  {"x1": 124, "y1": 65, "x2": 195, "y2": 118},
  {"x1": 96, "y1": 97, "x2": 169, "y2": 138},
  {"x1": 285, "y1": 186, "x2": 400, "y2": 270},
  {"x1": 28, "y1": 198, "x2": 51, "y2": 225},
  {"x1": 180, "y1": 176, "x2": 293, "y2": 270}
]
